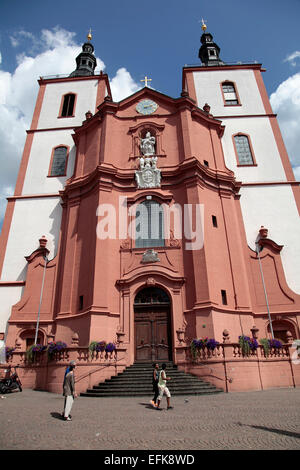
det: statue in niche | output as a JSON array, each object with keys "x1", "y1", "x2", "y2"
[
  {"x1": 135, "y1": 132, "x2": 160, "y2": 189},
  {"x1": 140, "y1": 132, "x2": 156, "y2": 156}
]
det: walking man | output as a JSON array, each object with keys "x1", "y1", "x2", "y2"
[
  {"x1": 150, "y1": 363, "x2": 159, "y2": 408},
  {"x1": 157, "y1": 363, "x2": 173, "y2": 410},
  {"x1": 62, "y1": 360, "x2": 77, "y2": 421}
]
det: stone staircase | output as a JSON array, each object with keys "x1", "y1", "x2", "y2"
[{"x1": 80, "y1": 362, "x2": 223, "y2": 397}]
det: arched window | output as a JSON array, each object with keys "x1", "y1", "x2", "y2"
[
  {"x1": 221, "y1": 81, "x2": 239, "y2": 105},
  {"x1": 60, "y1": 93, "x2": 76, "y2": 117},
  {"x1": 135, "y1": 200, "x2": 164, "y2": 248},
  {"x1": 233, "y1": 134, "x2": 255, "y2": 165},
  {"x1": 49, "y1": 146, "x2": 68, "y2": 176}
]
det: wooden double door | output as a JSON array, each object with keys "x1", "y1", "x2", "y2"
[{"x1": 134, "y1": 306, "x2": 172, "y2": 362}]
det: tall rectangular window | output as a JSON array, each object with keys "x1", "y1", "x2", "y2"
[
  {"x1": 49, "y1": 146, "x2": 68, "y2": 176},
  {"x1": 61, "y1": 93, "x2": 75, "y2": 117},
  {"x1": 234, "y1": 135, "x2": 254, "y2": 165},
  {"x1": 222, "y1": 82, "x2": 239, "y2": 105},
  {"x1": 135, "y1": 200, "x2": 164, "y2": 248}
]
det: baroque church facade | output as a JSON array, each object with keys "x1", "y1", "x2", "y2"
[{"x1": 0, "y1": 27, "x2": 300, "y2": 392}]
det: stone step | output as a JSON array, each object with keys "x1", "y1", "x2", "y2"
[
  {"x1": 103, "y1": 377, "x2": 208, "y2": 385},
  {"x1": 81, "y1": 361, "x2": 223, "y2": 397},
  {"x1": 92, "y1": 382, "x2": 215, "y2": 391},
  {"x1": 81, "y1": 389, "x2": 223, "y2": 397},
  {"x1": 109, "y1": 373, "x2": 205, "y2": 381}
]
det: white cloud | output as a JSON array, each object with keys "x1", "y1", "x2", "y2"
[
  {"x1": 270, "y1": 72, "x2": 300, "y2": 180},
  {"x1": 284, "y1": 51, "x2": 300, "y2": 67},
  {"x1": 0, "y1": 27, "x2": 140, "y2": 232},
  {"x1": 110, "y1": 67, "x2": 141, "y2": 102}
]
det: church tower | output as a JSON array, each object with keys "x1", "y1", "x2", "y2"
[{"x1": 0, "y1": 32, "x2": 111, "y2": 342}]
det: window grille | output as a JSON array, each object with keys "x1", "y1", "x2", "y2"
[
  {"x1": 222, "y1": 82, "x2": 238, "y2": 105},
  {"x1": 135, "y1": 200, "x2": 164, "y2": 248},
  {"x1": 234, "y1": 135, "x2": 254, "y2": 165},
  {"x1": 50, "y1": 146, "x2": 68, "y2": 176}
]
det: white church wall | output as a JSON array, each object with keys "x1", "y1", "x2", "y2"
[
  {"x1": 192, "y1": 69, "x2": 265, "y2": 116},
  {"x1": 1, "y1": 197, "x2": 62, "y2": 282},
  {"x1": 220, "y1": 117, "x2": 287, "y2": 183},
  {"x1": 22, "y1": 130, "x2": 76, "y2": 195},
  {"x1": 239, "y1": 184, "x2": 300, "y2": 294},
  {"x1": 0, "y1": 286, "x2": 24, "y2": 335},
  {"x1": 37, "y1": 79, "x2": 99, "y2": 129}
]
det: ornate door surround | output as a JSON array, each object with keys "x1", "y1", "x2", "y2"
[{"x1": 134, "y1": 287, "x2": 172, "y2": 362}]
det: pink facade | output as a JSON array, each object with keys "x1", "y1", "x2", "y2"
[{"x1": 1, "y1": 36, "x2": 300, "y2": 393}]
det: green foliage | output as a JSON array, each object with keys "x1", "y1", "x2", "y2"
[
  {"x1": 25, "y1": 345, "x2": 35, "y2": 363},
  {"x1": 259, "y1": 338, "x2": 270, "y2": 357},
  {"x1": 239, "y1": 335, "x2": 251, "y2": 356},
  {"x1": 25, "y1": 344, "x2": 46, "y2": 363},
  {"x1": 89, "y1": 341, "x2": 99, "y2": 359},
  {"x1": 190, "y1": 340, "x2": 197, "y2": 360}
]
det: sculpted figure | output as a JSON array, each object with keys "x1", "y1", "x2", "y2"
[
  {"x1": 151, "y1": 156, "x2": 158, "y2": 169},
  {"x1": 140, "y1": 132, "x2": 156, "y2": 156},
  {"x1": 139, "y1": 156, "x2": 145, "y2": 169}
]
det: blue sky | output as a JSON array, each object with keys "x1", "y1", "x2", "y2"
[{"x1": 0, "y1": 0, "x2": 300, "y2": 231}]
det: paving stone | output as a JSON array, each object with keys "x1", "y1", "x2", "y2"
[{"x1": 0, "y1": 388, "x2": 300, "y2": 450}]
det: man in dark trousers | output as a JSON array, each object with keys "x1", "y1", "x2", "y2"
[
  {"x1": 150, "y1": 363, "x2": 159, "y2": 408},
  {"x1": 62, "y1": 360, "x2": 77, "y2": 421}
]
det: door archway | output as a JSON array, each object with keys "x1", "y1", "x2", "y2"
[
  {"x1": 267, "y1": 319, "x2": 298, "y2": 343},
  {"x1": 134, "y1": 287, "x2": 172, "y2": 362}
]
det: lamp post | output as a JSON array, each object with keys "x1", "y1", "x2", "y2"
[
  {"x1": 34, "y1": 255, "x2": 48, "y2": 345},
  {"x1": 255, "y1": 235, "x2": 274, "y2": 340}
]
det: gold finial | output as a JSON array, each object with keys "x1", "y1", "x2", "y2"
[
  {"x1": 201, "y1": 18, "x2": 207, "y2": 32},
  {"x1": 87, "y1": 28, "x2": 92, "y2": 41}
]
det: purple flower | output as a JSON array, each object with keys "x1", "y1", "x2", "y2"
[
  {"x1": 268, "y1": 339, "x2": 282, "y2": 349},
  {"x1": 206, "y1": 339, "x2": 219, "y2": 350},
  {"x1": 32, "y1": 344, "x2": 47, "y2": 353},
  {"x1": 96, "y1": 341, "x2": 106, "y2": 352},
  {"x1": 48, "y1": 341, "x2": 67, "y2": 354},
  {"x1": 192, "y1": 338, "x2": 208, "y2": 349},
  {"x1": 105, "y1": 342, "x2": 116, "y2": 353},
  {"x1": 239, "y1": 336, "x2": 258, "y2": 350}
]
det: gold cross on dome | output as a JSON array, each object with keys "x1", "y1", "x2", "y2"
[{"x1": 141, "y1": 76, "x2": 152, "y2": 87}]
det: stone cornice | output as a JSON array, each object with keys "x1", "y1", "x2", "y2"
[{"x1": 61, "y1": 157, "x2": 241, "y2": 202}]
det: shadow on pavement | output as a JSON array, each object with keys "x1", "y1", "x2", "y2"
[
  {"x1": 237, "y1": 422, "x2": 300, "y2": 439},
  {"x1": 139, "y1": 402, "x2": 157, "y2": 409},
  {"x1": 50, "y1": 412, "x2": 64, "y2": 421}
]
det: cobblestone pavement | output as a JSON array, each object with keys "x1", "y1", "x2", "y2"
[{"x1": 0, "y1": 388, "x2": 300, "y2": 450}]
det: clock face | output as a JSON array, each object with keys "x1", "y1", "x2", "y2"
[{"x1": 136, "y1": 99, "x2": 158, "y2": 115}]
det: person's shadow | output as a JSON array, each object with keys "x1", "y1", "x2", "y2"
[
  {"x1": 139, "y1": 402, "x2": 157, "y2": 410},
  {"x1": 50, "y1": 412, "x2": 64, "y2": 420}
]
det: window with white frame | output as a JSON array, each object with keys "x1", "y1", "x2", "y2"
[{"x1": 222, "y1": 82, "x2": 239, "y2": 105}]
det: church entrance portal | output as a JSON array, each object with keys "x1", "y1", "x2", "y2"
[{"x1": 134, "y1": 287, "x2": 172, "y2": 362}]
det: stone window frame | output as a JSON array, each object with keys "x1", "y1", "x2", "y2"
[
  {"x1": 48, "y1": 145, "x2": 70, "y2": 177},
  {"x1": 232, "y1": 132, "x2": 257, "y2": 167},
  {"x1": 58, "y1": 92, "x2": 77, "y2": 118},
  {"x1": 220, "y1": 80, "x2": 241, "y2": 107}
]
